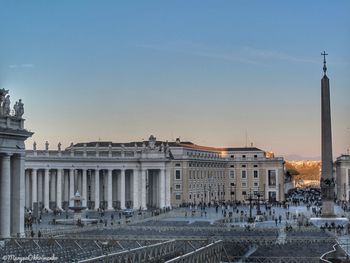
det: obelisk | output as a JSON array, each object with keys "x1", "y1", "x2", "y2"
[{"x1": 320, "y1": 51, "x2": 335, "y2": 217}]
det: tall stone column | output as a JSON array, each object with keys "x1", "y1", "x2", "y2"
[
  {"x1": 69, "y1": 169, "x2": 74, "y2": 206},
  {"x1": 37, "y1": 170, "x2": 43, "y2": 204},
  {"x1": 94, "y1": 169, "x2": 100, "y2": 210},
  {"x1": 165, "y1": 168, "x2": 171, "y2": 208},
  {"x1": 64, "y1": 170, "x2": 68, "y2": 204},
  {"x1": 56, "y1": 169, "x2": 62, "y2": 210},
  {"x1": 141, "y1": 169, "x2": 147, "y2": 210},
  {"x1": 44, "y1": 168, "x2": 50, "y2": 210},
  {"x1": 119, "y1": 169, "x2": 126, "y2": 209},
  {"x1": 11, "y1": 154, "x2": 25, "y2": 236},
  {"x1": 107, "y1": 169, "x2": 113, "y2": 210},
  {"x1": 0, "y1": 154, "x2": 12, "y2": 238},
  {"x1": 31, "y1": 169, "x2": 38, "y2": 208},
  {"x1": 25, "y1": 169, "x2": 31, "y2": 208},
  {"x1": 133, "y1": 169, "x2": 139, "y2": 209},
  {"x1": 77, "y1": 170, "x2": 82, "y2": 193},
  {"x1": 153, "y1": 172, "x2": 158, "y2": 207},
  {"x1": 159, "y1": 169, "x2": 165, "y2": 208},
  {"x1": 50, "y1": 170, "x2": 56, "y2": 203},
  {"x1": 82, "y1": 169, "x2": 87, "y2": 207}
]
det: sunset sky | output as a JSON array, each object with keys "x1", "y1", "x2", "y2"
[{"x1": 1, "y1": 1, "x2": 349, "y2": 159}]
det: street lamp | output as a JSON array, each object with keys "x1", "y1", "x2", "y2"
[
  {"x1": 230, "y1": 183, "x2": 235, "y2": 203},
  {"x1": 245, "y1": 189, "x2": 254, "y2": 223}
]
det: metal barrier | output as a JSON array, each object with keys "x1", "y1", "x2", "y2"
[
  {"x1": 78, "y1": 239, "x2": 176, "y2": 263},
  {"x1": 165, "y1": 240, "x2": 223, "y2": 263}
]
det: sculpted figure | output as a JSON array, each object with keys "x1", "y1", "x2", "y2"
[
  {"x1": 15, "y1": 99, "x2": 24, "y2": 118},
  {"x1": 3, "y1": 95, "x2": 10, "y2": 115},
  {"x1": 58, "y1": 142, "x2": 62, "y2": 151},
  {"x1": 13, "y1": 102, "x2": 19, "y2": 117},
  {"x1": 148, "y1": 135, "x2": 156, "y2": 150},
  {"x1": 45, "y1": 141, "x2": 49, "y2": 151},
  {"x1": 0, "y1": 89, "x2": 8, "y2": 111},
  {"x1": 33, "y1": 141, "x2": 37, "y2": 151}
]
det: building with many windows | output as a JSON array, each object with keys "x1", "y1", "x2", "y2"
[{"x1": 24, "y1": 136, "x2": 285, "y2": 212}]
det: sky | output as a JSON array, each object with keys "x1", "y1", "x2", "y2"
[{"x1": 0, "y1": 1, "x2": 349, "y2": 159}]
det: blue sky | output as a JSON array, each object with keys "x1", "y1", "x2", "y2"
[{"x1": 1, "y1": 1, "x2": 349, "y2": 158}]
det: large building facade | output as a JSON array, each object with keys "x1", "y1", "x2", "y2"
[{"x1": 24, "y1": 136, "x2": 285, "y2": 211}]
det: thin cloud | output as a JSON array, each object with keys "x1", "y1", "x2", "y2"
[
  {"x1": 244, "y1": 47, "x2": 319, "y2": 64},
  {"x1": 9, "y1": 64, "x2": 35, "y2": 69},
  {"x1": 135, "y1": 42, "x2": 261, "y2": 65}
]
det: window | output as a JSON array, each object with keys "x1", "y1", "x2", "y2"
[
  {"x1": 230, "y1": 170, "x2": 235, "y2": 179},
  {"x1": 253, "y1": 170, "x2": 259, "y2": 179},
  {"x1": 241, "y1": 170, "x2": 247, "y2": 179},
  {"x1": 242, "y1": 155, "x2": 246, "y2": 159},
  {"x1": 175, "y1": 170, "x2": 181, "y2": 180},
  {"x1": 268, "y1": 170, "x2": 276, "y2": 186},
  {"x1": 241, "y1": 164, "x2": 246, "y2": 168},
  {"x1": 189, "y1": 194, "x2": 192, "y2": 199},
  {"x1": 230, "y1": 165, "x2": 234, "y2": 168},
  {"x1": 175, "y1": 194, "x2": 181, "y2": 200},
  {"x1": 175, "y1": 184, "x2": 181, "y2": 190},
  {"x1": 241, "y1": 182, "x2": 247, "y2": 187},
  {"x1": 254, "y1": 154, "x2": 258, "y2": 158},
  {"x1": 254, "y1": 182, "x2": 259, "y2": 187},
  {"x1": 242, "y1": 191, "x2": 247, "y2": 196},
  {"x1": 175, "y1": 163, "x2": 181, "y2": 167},
  {"x1": 230, "y1": 155, "x2": 234, "y2": 158},
  {"x1": 253, "y1": 164, "x2": 258, "y2": 168}
]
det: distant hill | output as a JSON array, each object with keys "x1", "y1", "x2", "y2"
[{"x1": 285, "y1": 160, "x2": 321, "y2": 182}]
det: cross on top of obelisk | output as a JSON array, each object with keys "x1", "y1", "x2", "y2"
[{"x1": 321, "y1": 51, "x2": 328, "y2": 75}]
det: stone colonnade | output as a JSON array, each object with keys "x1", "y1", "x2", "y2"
[
  {"x1": 24, "y1": 167, "x2": 171, "y2": 211},
  {"x1": 0, "y1": 154, "x2": 26, "y2": 238}
]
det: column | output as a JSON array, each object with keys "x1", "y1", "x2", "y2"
[
  {"x1": 37, "y1": 170, "x2": 43, "y2": 204},
  {"x1": 11, "y1": 154, "x2": 25, "y2": 236},
  {"x1": 107, "y1": 169, "x2": 113, "y2": 210},
  {"x1": 50, "y1": 170, "x2": 56, "y2": 203},
  {"x1": 94, "y1": 169, "x2": 100, "y2": 210},
  {"x1": 153, "y1": 172, "x2": 158, "y2": 207},
  {"x1": 159, "y1": 169, "x2": 165, "y2": 208},
  {"x1": 141, "y1": 169, "x2": 147, "y2": 210},
  {"x1": 82, "y1": 169, "x2": 87, "y2": 207},
  {"x1": 119, "y1": 169, "x2": 126, "y2": 209},
  {"x1": 69, "y1": 169, "x2": 74, "y2": 206},
  {"x1": 25, "y1": 170, "x2": 31, "y2": 208},
  {"x1": 165, "y1": 168, "x2": 171, "y2": 208},
  {"x1": 31, "y1": 169, "x2": 37, "y2": 209},
  {"x1": 64, "y1": 170, "x2": 68, "y2": 204},
  {"x1": 77, "y1": 170, "x2": 82, "y2": 193},
  {"x1": 0, "y1": 154, "x2": 11, "y2": 238},
  {"x1": 56, "y1": 169, "x2": 62, "y2": 209},
  {"x1": 133, "y1": 169, "x2": 139, "y2": 209},
  {"x1": 44, "y1": 168, "x2": 50, "y2": 210}
]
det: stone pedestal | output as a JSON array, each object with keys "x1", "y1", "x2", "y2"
[{"x1": 322, "y1": 200, "x2": 335, "y2": 217}]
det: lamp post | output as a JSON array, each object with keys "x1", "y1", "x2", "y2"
[
  {"x1": 245, "y1": 189, "x2": 254, "y2": 223},
  {"x1": 254, "y1": 191, "x2": 264, "y2": 215},
  {"x1": 230, "y1": 183, "x2": 235, "y2": 203}
]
